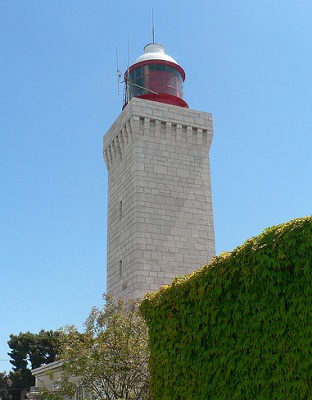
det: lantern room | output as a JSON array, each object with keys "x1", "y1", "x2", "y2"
[{"x1": 124, "y1": 43, "x2": 188, "y2": 108}]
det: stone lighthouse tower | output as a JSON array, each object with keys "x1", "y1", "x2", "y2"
[{"x1": 103, "y1": 43, "x2": 215, "y2": 299}]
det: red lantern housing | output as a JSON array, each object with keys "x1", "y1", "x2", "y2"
[{"x1": 124, "y1": 43, "x2": 188, "y2": 108}]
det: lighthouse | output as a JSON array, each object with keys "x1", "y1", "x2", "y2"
[{"x1": 104, "y1": 42, "x2": 215, "y2": 299}]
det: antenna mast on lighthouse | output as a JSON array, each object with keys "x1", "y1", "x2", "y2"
[{"x1": 152, "y1": 9, "x2": 155, "y2": 43}]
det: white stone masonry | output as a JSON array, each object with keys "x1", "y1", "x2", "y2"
[{"x1": 104, "y1": 97, "x2": 215, "y2": 299}]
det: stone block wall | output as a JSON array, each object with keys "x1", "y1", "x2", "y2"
[{"x1": 104, "y1": 97, "x2": 215, "y2": 299}]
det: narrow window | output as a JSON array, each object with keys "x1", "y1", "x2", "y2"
[
  {"x1": 119, "y1": 200, "x2": 123, "y2": 219},
  {"x1": 119, "y1": 260, "x2": 123, "y2": 277}
]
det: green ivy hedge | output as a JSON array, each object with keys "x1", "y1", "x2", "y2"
[{"x1": 140, "y1": 217, "x2": 312, "y2": 399}]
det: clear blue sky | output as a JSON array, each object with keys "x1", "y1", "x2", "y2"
[{"x1": 1, "y1": 1, "x2": 312, "y2": 372}]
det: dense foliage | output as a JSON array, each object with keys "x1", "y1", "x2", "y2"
[
  {"x1": 7, "y1": 330, "x2": 60, "y2": 400},
  {"x1": 44, "y1": 294, "x2": 150, "y2": 400},
  {"x1": 0, "y1": 373, "x2": 12, "y2": 400},
  {"x1": 141, "y1": 216, "x2": 312, "y2": 399}
]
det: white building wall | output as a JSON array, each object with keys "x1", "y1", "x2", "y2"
[
  {"x1": 31, "y1": 361, "x2": 64, "y2": 392},
  {"x1": 104, "y1": 97, "x2": 215, "y2": 299}
]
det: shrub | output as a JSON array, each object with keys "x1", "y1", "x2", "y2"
[{"x1": 140, "y1": 216, "x2": 312, "y2": 399}]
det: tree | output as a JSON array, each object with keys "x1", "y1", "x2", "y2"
[
  {"x1": 0, "y1": 372, "x2": 12, "y2": 400},
  {"x1": 47, "y1": 295, "x2": 150, "y2": 400},
  {"x1": 8, "y1": 330, "x2": 60, "y2": 372},
  {"x1": 7, "y1": 330, "x2": 60, "y2": 400}
]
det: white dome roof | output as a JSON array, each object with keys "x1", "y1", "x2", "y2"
[{"x1": 133, "y1": 43, "x2": 178, "y2": 65}]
